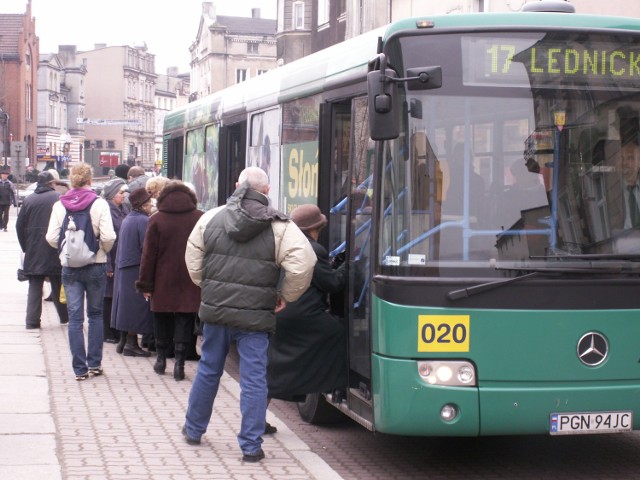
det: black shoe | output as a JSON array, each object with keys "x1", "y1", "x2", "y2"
[
  {"x1": 44, "y1": 294, "x2": 53, "y2": 302},
  {"x1": 181, "y1": 425, "x2": 201, "y2": 445},
  {"x1": 88, "y1": 366, "x2": 103, "y2": 376},
  {"x1": 26, "y1": 324, "x2": 40, "y2": 330},
  {"x1": 264, "y1": 422, "x2": 277, "y2": 435},
  {"x1": 173, "y1": 362, "x2": 185, "y2": 381},
  {"x1": 242, "y1": 449, "x2": 265, "y2": 463},
  {"x1": 104, "y1": 338, "x2": 118, "y2": 344},
  {"x1": 123, "y1": 344, "x2": 151, "y2": 357},
  {"x1": 60, "y1": 319, "x2": 69, "y2": 325}
]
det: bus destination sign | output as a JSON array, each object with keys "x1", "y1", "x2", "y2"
[{"x1": 462, "y1": 35, "x2": 640, "y2": 90}]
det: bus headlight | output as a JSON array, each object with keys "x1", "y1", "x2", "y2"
[{"x1": 417, "y1": 361, "x2": 477, "y2": 386}]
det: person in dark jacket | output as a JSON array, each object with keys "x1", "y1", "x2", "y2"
[
  {"x1": 112, "y1": 188, "x2": 155, "y2": 356},
  {"x1": 182, "y1": 167, "x2": 316, "y2": 463},
  {"x1": 136, "y1": 180, "x2": 203, "y2": 380},
  {"x1": 101, "y1": 178, "x2": 131, "y2": 346},
  {"x1": 16, "y1": 171, "x2": 68, "y2": 329},
  {"x1": 0, "y1": 168, "x2": 18, "y2": 231},
  {"x1": 267, "y1": 204, "x2": 348, "y2": 401}
]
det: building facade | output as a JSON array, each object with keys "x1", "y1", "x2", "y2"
[
  {"x1": 37, "y1": 46, "x2": 87, "y2": 171},
  {"x1": 189, "y1": 2, "x2": 277, "y2": 101},
  {"x1": 276, "y1": 0, "x2": 640, "y2": 65},
  {"x1": 78, "y1": 44, "x2": 157, "y2": 171},
  {"x1": 0, "y1": 0, "x2": 39, "y2": 174}
]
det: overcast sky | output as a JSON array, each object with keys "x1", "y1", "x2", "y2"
[{"x1": 2, "y1": 0, "x2": 277, "y2": 73}]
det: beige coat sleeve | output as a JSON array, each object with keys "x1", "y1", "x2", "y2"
[
  {"x1": 185, "y1": 206, "x2": 224, "y2": 286},
  {"x1": 46, "y1": 201, "x2": 64, "y2": 249},
  {"x1": 272, "y1": 220, "x2": 317, "y2": 303},
  {"x1": 93, "y1": 198, "x2": 116, "y2": 257}
]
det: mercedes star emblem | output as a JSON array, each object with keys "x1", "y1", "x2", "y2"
[{"x1": 577, "y1": 332, "x2": 608, "y2": 367}]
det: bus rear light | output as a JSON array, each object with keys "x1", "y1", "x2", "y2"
[{"x1": 417, "y1": 361, "x2": 477, "y2": 386}]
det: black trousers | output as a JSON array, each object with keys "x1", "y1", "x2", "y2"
[
  {"x1": 26, "y1": 275, "x2": 68, "y2": 327},
  {"x1": 0, "y1": 204, "x2": 10, "y2": 229},
  {"x1": 153, "y1": 312, "x2": 196, "y2": 348}
]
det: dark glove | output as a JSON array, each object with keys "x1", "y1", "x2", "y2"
[{"x1": 331, "y1": 251, "x2": 346, "y2": 269}]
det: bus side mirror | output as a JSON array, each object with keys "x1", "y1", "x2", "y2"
[{"x1": 368, "y1": 69, "x2": 400, "y2": 140}]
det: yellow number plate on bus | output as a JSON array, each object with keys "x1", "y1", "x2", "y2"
[{"x1": 417, "y1": 315, "x2": 470, "y2": 352}]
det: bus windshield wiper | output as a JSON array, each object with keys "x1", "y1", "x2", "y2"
[
  {"x1": 446, "y1": 264, "x2": 638, "y2": 301},
  {"x1": 446, "y1": 271, "x2": 544, "y2": 300}
]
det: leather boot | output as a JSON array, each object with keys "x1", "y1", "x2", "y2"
[
  {"x1": 154, "y1": 340, "x2": 169, "y2": 374},
  {"x1": 174, "y1": 343, "x2": 186, "y2": 381},
  {"x1": 154, "y1": 347, "x2": 167, "y2": 375},
  {"x1": 116, "y1": 331, "x2": 127, "y2": 354},
  {"x1": 123, "y1": 334, "x2": 151, "y2": 357}
]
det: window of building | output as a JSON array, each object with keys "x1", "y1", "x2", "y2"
[
  {"x1": 95, "y1": 140, "x2": 103, "y2": 149},
  {"x1": 236, "y1": 69, "x2": 248, "y2": 84},
  {"x1": 25, "y1": 85, "x2": 32, "y2": 121},
  {"x1": 293, "y1": 1, "x2": 305, "y2": 30},
  {"x1": 247, "y1": 42, "x2": 259, "y2": 54},
  {"x1": 318, "y1": 0, "x2": 329, "y2": 26},
  {"x1": 257, "y1": 69, "x2": 268, "y2": 76},
  {"x1": 107, "y1": 140, "x2": 115, "y2": 149}
]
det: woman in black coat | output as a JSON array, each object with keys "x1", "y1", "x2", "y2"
[
  {"x1": 16, "y1": 171, "x2": 68, "y2": 328},
  {"x1": 267, "y1": 204, "x2": 347, "y2": 401},
  {"x1": 136, "y1": 181, "x2": 203, "y2": 381}
]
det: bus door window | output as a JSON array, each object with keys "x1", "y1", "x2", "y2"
[
  {"x1": 165, "y1": 135, "x2": 183, "y2": 179},
  {"x1": 219, "y1": 122, "x2": 246, "y2": 204},
  {"x1": 346, "y1": 97, "x2": 374, "y2": 385}
]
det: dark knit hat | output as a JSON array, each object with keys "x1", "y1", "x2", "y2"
[
  {"x1": 37, "y1": 171, "x2": 54, "y2": 185},
  {"x1": 290, "y1": 204, "x2": 327, "y2": 232},
  {"x1": 129, "y1": 187, "x2": 152, "y2": 210},
  {"x1": 114, "y1": 164, "x2": 131, "y2": 180},
  {"x1": 102, "y1": 178, "x2": 126, "y2": 200}
]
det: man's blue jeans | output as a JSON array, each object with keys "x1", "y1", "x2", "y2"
[
  {"x1": 62, "y1": 263, "x2": 107, "y2": 376},
  {"x1": 185, "y1": 323, "x2": 269, "y2": 455}
]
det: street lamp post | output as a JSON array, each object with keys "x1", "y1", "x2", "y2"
[
  {"x1": 14, "y1": 144, "x2": 22, "y2": 181},
  {"x1": 0, "y1": 110, "x2": 8, "y2": 167},
  {"x1": 90, "y1": 142, "x2": 95, "y2": 173}
]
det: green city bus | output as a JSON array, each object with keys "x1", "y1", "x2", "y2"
[{"x1": 164, "y1": 1, "x2": 640, "y2": 436}]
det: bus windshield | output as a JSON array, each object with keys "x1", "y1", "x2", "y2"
[{"x1": 376, "y1": 30, "x2": 640, "y2": 276}]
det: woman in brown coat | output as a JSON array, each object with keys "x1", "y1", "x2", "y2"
[{"x1": 136, "y1": 181, "x2": 203, "y2": 380}]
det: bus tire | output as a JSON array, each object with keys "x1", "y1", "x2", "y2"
[{"x1": 297, "y1": 393, "x2": 345, "y2": 424}]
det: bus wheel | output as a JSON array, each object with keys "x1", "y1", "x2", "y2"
[{"x1": 297, "y1": 393, "x2": 345, "y2": 424}]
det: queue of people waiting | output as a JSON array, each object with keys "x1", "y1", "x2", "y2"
[{"x1": 17, "y1": 163, "x2": 347, "y2": 463}]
